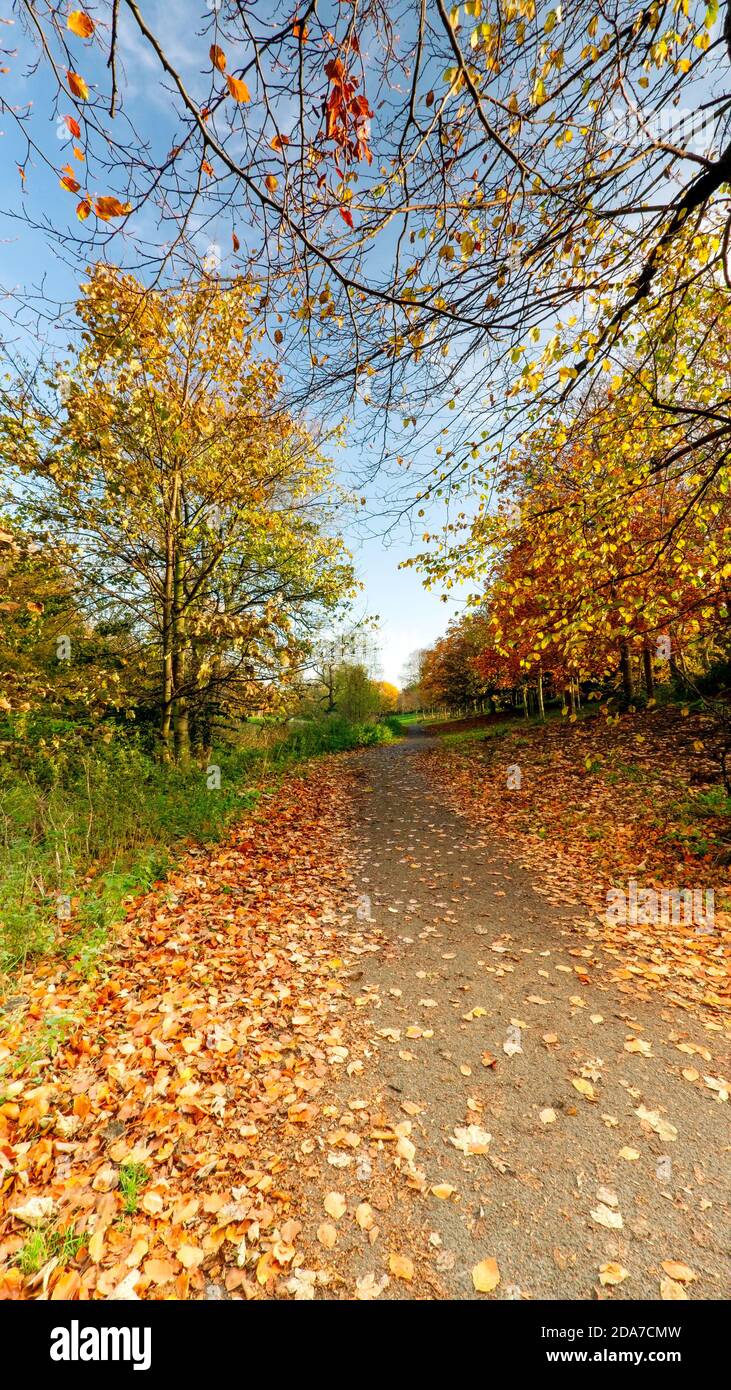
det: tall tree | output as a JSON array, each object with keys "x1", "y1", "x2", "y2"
[{"x1": 1, "y1": 267, "x2": 354, "y2": 760}]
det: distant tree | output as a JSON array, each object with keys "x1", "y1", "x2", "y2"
[
  {"x1": 332, "y1": 663, "x2": 380, "y2": 723},
  {"x1": 374, "y1": 681, "x2": 399, "y2": 713}
]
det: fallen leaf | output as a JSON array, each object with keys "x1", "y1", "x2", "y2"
[
  {"x1": 660, "y1": 1277, "x2": 689, "y2": 1301},
  {"x1": 388, "y1": 1253, "x2": 414, "y2": 1282},
  {"x1": 355, "y1": 1271, "x2": 389, "y2": 1300},
  {"x1": 661, "y1": 1261, "x2": 697, "y2": 1284},
  {"x1": 449, "y1": 1124, "x2": 491, "y2": 1155},
  {"x1": 317, "y1": 1222, "x2": 337, "y2": 1249},
  {"x1": 635, "y1": 1105, "x2": 678, "y2": 1142},
  {"x1": 590, "y1": 1203, "x2": 623, "y2": 1230},
  {"x1": 323, "y1": 1191, "x2": 346, "y2": 1221},
  {"x1": 472, "y1": 1257, "x2": 500, "y2": 1293}
]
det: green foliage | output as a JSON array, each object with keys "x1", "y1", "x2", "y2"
[
  {"x1": 0, "y1": 716, "x2": 391, "y2": 974},
  {"x1": 381, "y1": 714, "x2": 406, "y2": 738}
]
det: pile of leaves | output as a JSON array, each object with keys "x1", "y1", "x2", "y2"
[
  {"x1": 420, "y1": 708, "x2": 731, "y2": 1018},
  {"x1": 0, "y1": 759, "x2": 375, "y2": 1300}
]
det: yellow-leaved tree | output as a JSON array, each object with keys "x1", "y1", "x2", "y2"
[{"x1": 1, "y1": 267, "x2": 354, "y2": 762}]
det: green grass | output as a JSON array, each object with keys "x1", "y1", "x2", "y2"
[
  {"x1": 0, "y1": 716, "x2": 392, "y2": 976},
  {"x1": 119, "y1": 1161, "x2": 150, "y2": 1215},
  {"x1": 17, "y1": 1223, "x2": 84, "y2": 1278}
]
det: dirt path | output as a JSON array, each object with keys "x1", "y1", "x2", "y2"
[
  {"x1": 289, "y1": 735, "x2": 730, "y2": 1301},
  {"x1": 1, "y1": 736, "x2": 728, "y2": 1303}
]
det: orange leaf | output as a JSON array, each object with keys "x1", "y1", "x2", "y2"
[
  {"x1": 64, "y1": 115, "x2": 82, "y2": 138},
  {"x1": 51, "y1": 1269, "x2": 81, "y2": 1300},
  {"x1": 94, "y1": 195, "x2": 131, "y2": 219},
  {"x1": 67, "y1": 71, "x2": 90, "y2": 101},
  {"x1": 60, "y1": 174, "x2": 81, "y2": 194},
  {"x1": 226, "y1": 75, "x2": 250, "y2": 103},
  {"x1": 67, "y1": 10, "x2": 95, "y2": 38},
  {"x1": 210, "y1": 45, "x2": 226, "y2": 72},
  {"x1": 144, "y1": 1257, "x2": 178, "y2": 1285},
  {"x1": 232, "y1": 231, "x2": 240, "y2": 252},
  {"x1": 264, "y1": 174, "x2": 278, "y2": 192},
  {"x1": 76, "y1": 199, "x2": 91, "y2": 221}
]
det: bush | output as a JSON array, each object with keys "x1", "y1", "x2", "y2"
[{"x1": 0, "y1": 715, "x2": 391, "y2": 973}]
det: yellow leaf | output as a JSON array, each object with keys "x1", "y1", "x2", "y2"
[
  {"x1": 660, "y1": 1277, "x2": 689, "y2": 1301},
  {"x1": 431, "y1": 1183, "x2": 456, "y2": 1199},
  {"x1": 355, "y1": 1203, "x2": 375, "y2": 1230},
  {"x1": 472, "y1": 1257, "x2": 500, "y2": 1293},
  {"x1": 388, "y1": 1253, "x2": 414, "y2": 1281},
  {"x1": 323, "y1": 1191, "x2": 346, "y2": 1220},
  {"x1": 88, "y1": 1228, "x2": 105, "y2": 1263},
  {"x1": 599, "y1": 1262, "x2": 628, "y2": 1286},
  {"x1": 317, "y1": 1221, "x2": 337, "y2": 1249},
  {"x1": 571, "y1": 1077, "x2": 594, "y2": 1099},
  {"x1": 67, "y1": 10, "x2": 95, "y2": 38},
  {"x1": 177, "y1": 1243, "x2": 204, "y2": 1269},
  {"x1": 661, "y1": 1261, "x2": 697, "y2": 1284}
]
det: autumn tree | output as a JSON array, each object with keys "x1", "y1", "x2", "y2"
[
  {"x1": 1, "y1": 267, "x2": 354, "y2": 762},
  {"x1": 417, "y1": 376, "x2": 730, "y2": 710},
  {"x1": 419, "y1": 618, "x2": 493, "y2": 713},
  {"x1": 374, "y1": 681, "x2": 399, "y2": 714}
]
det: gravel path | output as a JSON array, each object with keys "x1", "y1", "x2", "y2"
[{"x1": 293, "y1": 735, "x2": 730, "y2": 1301}]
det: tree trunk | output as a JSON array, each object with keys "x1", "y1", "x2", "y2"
[
  {"x1": 172, "y1": 531, "x2": 190, "y2": 766},
  {"x1": 160, "y1": 525, "x2": 175, "y2": 761},
  {"x1": 537, "y1": 669, "x2": 545, "y2": 721},
  {"x1": 642, "y1": 641, "x2": 655, "y2": 697},
  {"x1": 619, "y1": 640, "x2": 634, "y2": 701}
]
